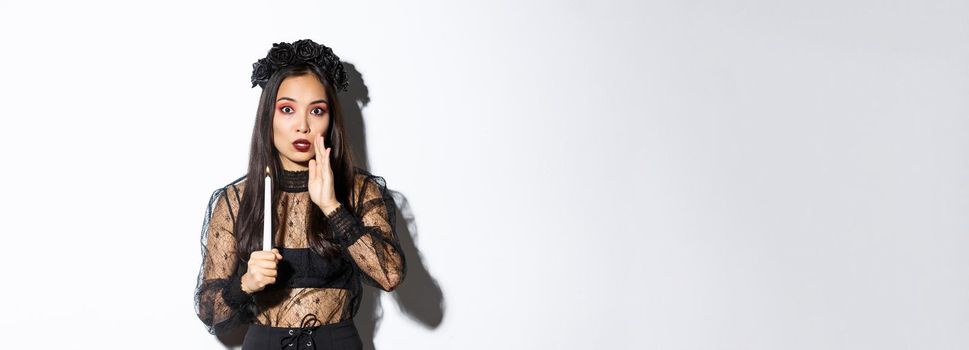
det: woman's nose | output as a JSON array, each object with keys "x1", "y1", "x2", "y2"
[{"x1": 296, "y1": 114, "x2": 310, "y2": 133}]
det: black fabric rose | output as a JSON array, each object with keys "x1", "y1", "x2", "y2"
[
  {"x1": 267, "y1": 42, "x2": 296, "y2": 68},
  {"x1": 322, "y1": 47, "x2": 336, "y2": 66},
  {"x1": 250, "y1": 39, "x2": 350, "y2": 92},
  {"x1": 333, "y1": 64, "x2": 349, "y2": 91},
  {"x1": 293, "y1": 39, "x2": 322, "y2": 61},
  {"x1": 250, "y1": 58, "x2": 271, "y2": 88}
]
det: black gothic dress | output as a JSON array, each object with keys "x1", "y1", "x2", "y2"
[{"x1": 194, "y1": 167, "x2": 406, "y2": 349}]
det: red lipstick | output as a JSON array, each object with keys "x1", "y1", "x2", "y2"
[{"x1": 292, "y1": 139, "x2": 311, "y2": 152}]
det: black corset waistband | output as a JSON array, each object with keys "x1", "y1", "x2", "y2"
[{"x1": 264, "y1": 247, "x2": 353, "y2": 289}]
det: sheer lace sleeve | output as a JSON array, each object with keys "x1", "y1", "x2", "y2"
[
  {"x1": 325, "y1": 173, "x2": 407, "y2": 292},
  {"x1": 194, "y1": 184, "x2": 256, "y2": 335}
]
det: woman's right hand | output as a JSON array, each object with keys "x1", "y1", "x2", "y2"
[{"x1": 241, "y1": 248, "x2": 283, "y2": 294}]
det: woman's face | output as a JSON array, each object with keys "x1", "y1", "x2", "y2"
[{"x1": 272, "y1": 74, "x2": 331, "y2": 171}]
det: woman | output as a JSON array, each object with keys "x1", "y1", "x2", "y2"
[{"x1": 194, "y1": 39, "x2": 406, "y2": 350}]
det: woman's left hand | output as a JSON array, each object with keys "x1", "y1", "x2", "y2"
[{"x1": 308, "y1": 134, "x2": 341, "y2": 215}]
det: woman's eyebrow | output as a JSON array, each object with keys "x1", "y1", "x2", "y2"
[{"x1": 276, "y1": 97, "x2": 329, "y2": 105}]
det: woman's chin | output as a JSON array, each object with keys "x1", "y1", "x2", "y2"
[{"x1": 279, "y1": 155, "x2": 312, "y2": 169}]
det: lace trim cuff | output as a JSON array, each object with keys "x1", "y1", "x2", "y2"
[
  {"x1": 222, "y1": 274, "x2": 255, "y2": 307},
  {"x1": 325, "y1": 204, "x2": 366, "y2": 247}
]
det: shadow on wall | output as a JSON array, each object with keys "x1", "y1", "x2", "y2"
[
  {"x1": 214, "y1": 62, "x2": 446, "y2": 350},
  {"x1": 341, "y1": 62, "x2": 446, "y2": 350}
]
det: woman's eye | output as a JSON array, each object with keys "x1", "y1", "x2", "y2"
[
  {"x1": 280, "y1": 106, "x2": 294, "y2": 113},
  {"x1": 312, "y1": 107, "x2": 326, "y2": 115}
]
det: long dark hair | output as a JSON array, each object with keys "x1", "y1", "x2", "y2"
[{"x1": 234, "y1": 63, "x2": 357, "y2": 260}]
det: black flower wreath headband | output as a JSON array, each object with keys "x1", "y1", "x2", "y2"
[{"x1": 250, "y1": 39, "x2": 349, "y2": 91}]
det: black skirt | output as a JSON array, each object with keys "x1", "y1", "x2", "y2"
[{"x1": 241, "y1": 317, "x2": 362, "y2": 350}]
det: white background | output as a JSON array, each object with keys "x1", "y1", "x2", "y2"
[{"x1": 1, "y1": 0, "x2": 968, "y2": 348}]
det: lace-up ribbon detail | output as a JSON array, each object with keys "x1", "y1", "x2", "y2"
[{"x1": 280, "y1": 313, "x2": 322, "y2": 349}]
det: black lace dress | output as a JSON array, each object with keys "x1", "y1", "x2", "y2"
[{"x1": 194, "y1": 167, "x2": 406, "y2": 345}]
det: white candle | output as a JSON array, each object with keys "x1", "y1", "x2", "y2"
[{"x1": 263, "y1": 167, "x2": 272, "y2": 251}]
